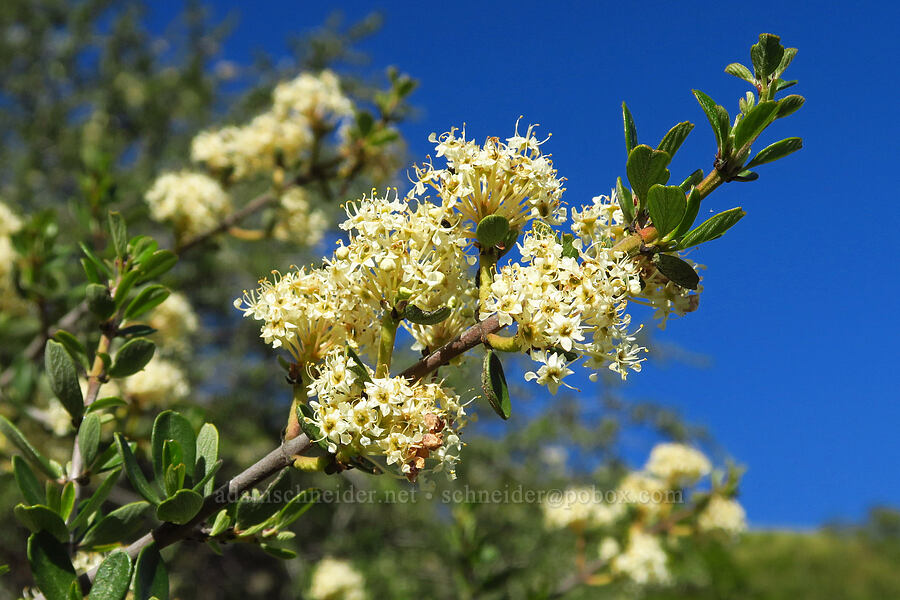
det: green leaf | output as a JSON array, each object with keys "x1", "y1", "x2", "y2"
[
  {"x1": 657, "y1": 121, "x2": 694, "y2": 158},
  {"x1": 45, "y1": 340, "x2": 84, "y2": 423},
  {"x1": 13, "y1": 456, "x2": 44, "y2": 505},
  {"x1": 626, "y1": 144, "x2": 671, "y2": 206},
  {"x1": 272, "y1": 489, "x2": 316, "y2": 530},
  {"x1": 345, "y1": 346, "x2": 372, "y2": 384},
  {"x1": 775, "y1": 47, "x2": 798, "y2": 78},
  {"x1": 616, "y1": 177, "x2": 635, "y2": 224},
  {"x1": 90, "y1": 552, "x2": 132, "y2": 600},
  {"x1": 745, "y1": 137, "x2": 802, "y2": 168},
  {"x1": 69, "y1": 468, "x2": 122, "y2": 532},
  {"x1": 86, "y1": 284, "x2": 116, "y2": 320},
  {"x1": 115, "y1": 433, "x2": 161, "y2": 504},
  {"x1": 68, "y1": 580, "x2": 83, "y2": 600},
  {"x1": 191, "y1": 459, "x2": 222, "y2": 495},
  {"x1": 209, "y1": 509, "x2": 231, "y2": 537},
  {"x1": 124, "y1": 285, "x2": 169, "y2": 320},
  {"x1": 679, "y1": 169, "x2": 704, "y2": 193},
  {"x1": 81, "y1": 257, "x2": 103, "y2": 284},
  {"x1": 86, "y1": 396, "x2": 128, "y2": 414},
  {"x1": 776, "y1": 94, "x2": 804, "y2": 118},
  {"x1": 774, "y1": 79, "x2": 797, "y2": 93},
  {"x1": 155, "y1": 489, "x2": 203, "y2": 525},
  {"x1": 195, "y1": 423, "x2": 219, "y2": 496},
  {"x1": 52, "y1": 331, "x2": 89, "y2": 370},
  {"x1": 724, "y1": 62, "x2": 754, "y2": 83},
  {"x1": 108, "y1": 212, "x2": 128, "y2": 259},
  {"x1": 107, "y1": 338, "x2": 155, "y2": 378},
  {"x1": 622, "y1": 101, "x2": 638, "y2": 156},
  {"x1": 654, "y1": 254, "x2": 700, "y2": 290},
  {"x1": 116, "y1": 324, "x2": 157, "y2": 338},
  {"x1": 261, "y1": 544, "x2": 297, "y2": 560},
  {"x1": 162, "y1": 450, "x2": 185, "y2": 497},
  {"x1": 151, "y1": 411, "x2": 196, "y2": 483},
  {"x1": 297, "y1": 403, "x2": 328, "y2": 451},
  {"x1": 733, "y1": 101, "x2": 779, "y2": 152},
  {"x1": 80, "y1": 242, "x2": 112, "y2": 279},
  {"x1": 136, "y1": 250, "x2": 177, "y2": 283},
  {"x1": 692, "y1": 90, "x2": 729, "y2": 152},
  {"x1": 750, "y1": 33, "x2": 784, "y2": 81},
  {"x1": 27, "y1": 532, "x2": 76, "y2": 600},
  {"x1": 133, "y1": 543, "x2": 169, "y2": 600},
  {"x1": 235, "y1": 470, "x2": 292, "y2": 531},
  {"x1": 15, "y1": 504, "x2": 69, "y2": 542},
  {"x1": 113, "y1": 270, "x2": 140, "y2": 307},
  {"x1": 476, "y1": 215, "x2": 510, "y2": 248},
  {"x1": 77, "y1": 414, "x2": 101, "y2": 470},
  {"x1": 403, "y1": 305, "x2": 452, "y2": 325},
  {"x1": 731, "y1": 169, "x2": 759, "y2": 182},
  {"x1": 678, "y1": 207, "x2": 746, "y2": 249},
  {"x1": 481, "y1": 350, "x2": 511, "y2": 420},
  {"x1": 671, "y1": 188, "x2": 702, "y2": 241},
  {"x1": 80, "y1": 501, "x2": 150, "y2": 548},
  {"x1": 0, "y1": 416, "x2": 63, "y2": 479},
  {"x1": 647, "y1": 185, "x2": 687, "y2": 240},
  {"x1": 60, "y1": 482, "x2": 76, "y2": 521}
]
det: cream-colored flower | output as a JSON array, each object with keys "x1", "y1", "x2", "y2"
[
  {"x1": 542, "y1": 486, "x2": 624, "y2": 530},
  {"x1": 698, "y1": 495, "x2": 747, "y2": 536},
  {"x1": 144, "y1": 171, "x2": 231, "y2": 237},
  {"x1": 147, "y1": 292, "x2": 199, "y2": 354},
  {"x1": 123, "y1": 359, "x2": 189, "y2": 407},
  {"x1": 308, "y1": 557, "x2": 366, "y2": 600},
  {"x1": 644, "y1": 443, "x2": 711, "y2": 486},
  {"x1": 271, "y1": 187, "x2": 328, "y2": 246},
  {"x1": 307, "y1": 349, "x2": 466, "y2": 481},
  {"x1": 273, "y1": 70, "x2": 354, "y2": 122},
  {"x1": 611, "y1": 529, "x2": 671, "y2": 585}
]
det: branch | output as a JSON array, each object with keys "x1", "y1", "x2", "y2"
[
  {"x1": 82, "y1": 433, "x2": 313, "y2": 588},
  {"x1": 399, "y1": 314, "x2": 501, "y2": 382},
  {"x1": 176, "y1": 192, "x2": 278, "y2": 253}
]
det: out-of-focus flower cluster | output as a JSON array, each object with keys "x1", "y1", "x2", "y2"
[
  {"x1": 308, "y1": 557, "x2": 367, "y2": 600},
  {"x1": 144, "y1": 171, "x2": 231, "y2": 239},
  {"x1": 0, "y1": 201, "x2": 28, "y2": 315},
  {"x1": 542, "y1": 443, "x2": 746, "y2": 587},
  {"x1": 192, "y1": 70, "x2": 353, "y2": 181}
]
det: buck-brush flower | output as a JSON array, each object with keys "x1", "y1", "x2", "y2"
[
  {"x1": 144, "y1": 171, "x2": 232, "y2": 238},
  {"x1": 645, "y1": 443, "x2": 712, "y2": 486},
  {"x1": 271, "y1": 187, "x2": 328, "y2": 246},
  {"x1": 411, "y1": 120, "x2": 566, "y2": 231},
  {"x1": 611, "y1": 529, "x2": 671, "y2": 585},
  {"x1": 308, "y1": 557, "x2": 366, "y2": 600},
  {"x1": 697, "y1": 495, "x2": 747, "y2": 536},
  {"x1": 306, "y1": 349, "x2": 466, "y2": 480},
  {"x1": 123, "y1": 358, "x2": 189, "y2": 408}
]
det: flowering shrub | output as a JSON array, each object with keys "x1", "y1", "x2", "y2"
[{"x1": 0, "y1": 33, "x2": 803, "y2": 599}]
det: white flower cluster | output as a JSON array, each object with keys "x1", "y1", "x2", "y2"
[
  {"x1": 571, "y1": 192, "x2": 703, "y2": 328},
  {"x1": 144, "y1": 171, "x2": 232, "y2": 238},
  {"x1": 123, "y1": 358, "x2": 190, "y2": 408},
  {"x1": 271, "y1": 187, "x2": 328, "y2": 246},
  {"x1": 308, "y1": 557, "x2": 367, "y2": 600},
  {"x1": 412, "y1": 121, "x2": 566, "y2": 230},
  {"x1": 483, "y1": 224, "x2": 645, "y2": 391},
  {"x1": 236, "y1": 190, "x2": 474, "y2": 363},
  {"x1": 542, "y1": 443, "x2": 746, "y2": 588},
  {"x1": 272, "y1": 70, "x2": 354, "y2": 122},
  {"x1": 542, "y1": 486, "x2": 625, "y2": 530},
  {"x1": 192, "y1": 70, "x2": 353, "y2": 181},
  {"x1": 0, "y1": 201, "x2": 30, "y2": 316},
  {"x1": 308, "y1": 349, "x2": 466, "y2": 481},
  {"x1": 147, "y1": 292, "x2": 199, "y2": 354},
  {"x1": 610, "y1": 529, "x2": 672, "y2": 585},
  {"x1": 698, "y1": 495, "x2": 747, "y2": 536},
  {"x1": 645, "y1": 442, "x2": 712, "y2": 486}
]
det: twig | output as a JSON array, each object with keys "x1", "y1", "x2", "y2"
[
  {"x1": 82, "y1": 433, "x2": 313, "y2": 588},
  {"x1": 399, "y1": 314, "x2": 501, "y2": 382},
  {"x1": 176, "y1": 192, "x2": 278, "y2": 254}
]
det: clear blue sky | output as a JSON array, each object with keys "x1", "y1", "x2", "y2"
[{"x1": 152, "y1": 0, "x2": 899, "y2": 528}]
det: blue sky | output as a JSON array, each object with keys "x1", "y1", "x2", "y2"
[{"x1": 152, "y1": 0, "x2": 899, "y2": 528}]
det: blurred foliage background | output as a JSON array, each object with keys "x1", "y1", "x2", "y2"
[{"x1": 1, "y1": 1, "x2": 898, "y2": 598}]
